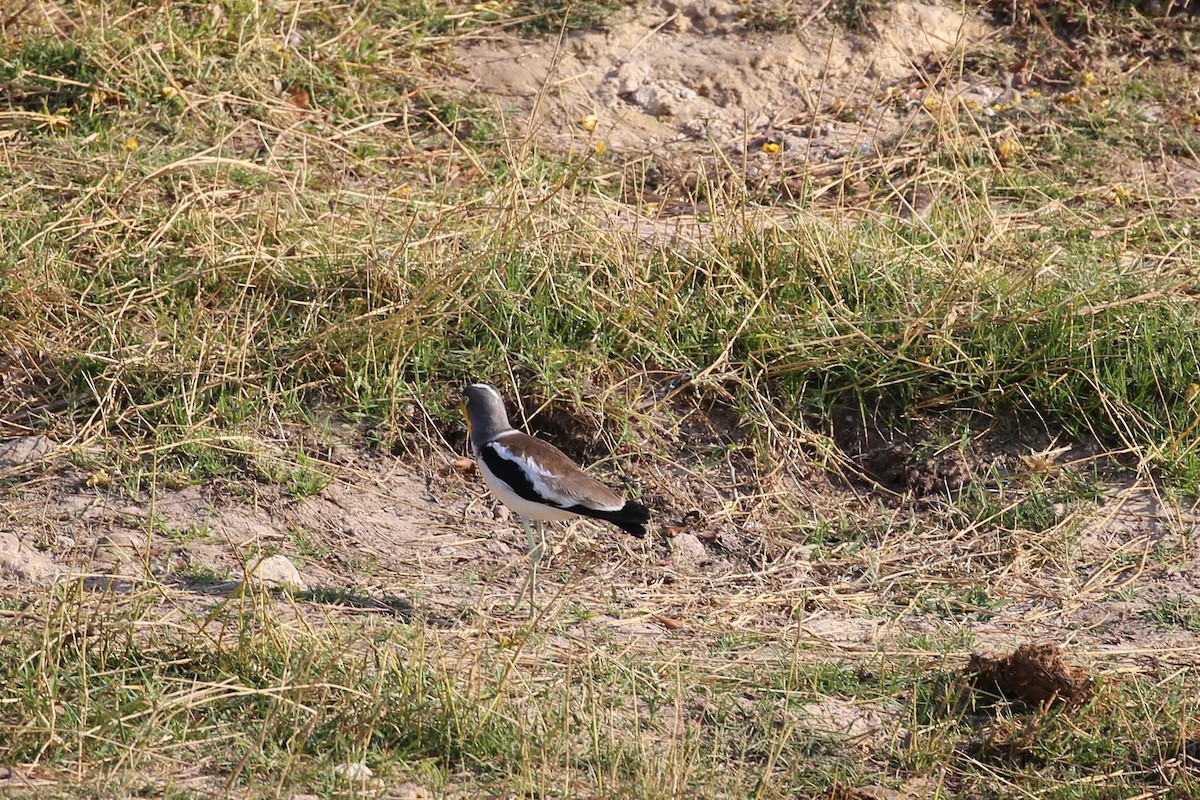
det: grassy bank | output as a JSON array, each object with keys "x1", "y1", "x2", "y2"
[
  {"x1": 3, "y1": 1, "x2": 1200, "y2": 798},
  {"x1": 3, "y1": 587, "x2": 1198, "y2": 798}
]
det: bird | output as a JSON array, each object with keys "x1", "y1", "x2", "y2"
[{"x1": 461, "y1": 382, "x2": 650, "y2": 613}]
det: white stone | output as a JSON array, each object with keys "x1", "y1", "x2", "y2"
[
  {"x1": 671, "y1": 533, "x2": 707, "y2": 562},
  {"x1": 332, "y1": 762, "x2": 373, "y2": 782},
  {"x1": 0, "y1": 532, "x2": 57, "y2": 584},
  {"x1": 245, "y1": 555, "x2": 306, "y2": 591},
  {"x1": 616, "y1": 61, "x2": 650, "y2": 95},
  {"x1": 0, "y1": 435, "x2": 55, "y2": 469}
]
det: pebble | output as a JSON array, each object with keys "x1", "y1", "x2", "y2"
[
  {"x1": 332, "y1": 762, "x2": 373, "y2": 782},
  {"x1": 244, "y1": 554, "x2": 306, "y2": 592},
  {"x1": 671, "y1": 533, "x2": 708, "y2": 563},
  {"x1": 0, "y1": 435, "x2": 55, "y2": 469}
]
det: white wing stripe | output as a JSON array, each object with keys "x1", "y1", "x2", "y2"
[
  {"x1": 489, "y1": 441, "x2": 624, "y2": 511},
  {"x1": 490, "y1": 442, "x2": 578, "y2": 507}
]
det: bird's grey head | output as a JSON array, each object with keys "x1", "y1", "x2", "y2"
[{"x1": 462, "y1": 383, "x2": 513, "y2": 452}]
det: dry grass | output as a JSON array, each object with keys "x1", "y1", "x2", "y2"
[{"x1": 2, "y1": 0, "x2": 1200, "y2": 798}]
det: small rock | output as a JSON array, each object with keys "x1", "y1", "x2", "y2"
[
  {"x1": 615, "y1": 61, "x2": 650, "y2": 95},
  {"x1": 671, "y1": 533, "x2": 707, "y2": 563},
  {"x1": 245, "y1": 555, "x2": 306, "y2": 591},
  {"x1": 391, "y1": 782, "x2": 434, "y2": 800},
  {"x1": 627, "y1": 83, "x2": 695, "y2": 118},
  {"x1": 485, "y1": 539, "x2": 512, "y2": 556},
  {"x1": 0, "y1": 435, "x2": 55, "y2": 469},
  {"x1": 332, "y1": 762, "x2": 373, "y2": 782},
  {"x1": 0, "y1": 532, "x2": 58, "y2": 585},
  {"x1": 783, "y1": 133, "x2": 808, "y2": 150},
  {"x1": 492, "y1": 505, "x2": 510, "y2": 522}
]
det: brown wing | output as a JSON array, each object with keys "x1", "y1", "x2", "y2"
[{"x1": 490, "y1": 432, "x2": 625, "y2": 511}]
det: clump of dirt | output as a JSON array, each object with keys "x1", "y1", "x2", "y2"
[
  {"x1": 967, "y1": 642, "x2": 1096, "y2": 707},
  {"x1": 858, "y1": 442, "x2": 973, "y2": 495}
]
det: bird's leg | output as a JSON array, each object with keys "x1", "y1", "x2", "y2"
[
  {"x1": 513, "y1": 517, "x2": 546, "y2": 615},
  {"x1": 523, "y1": 516, "x2": 538, "y2": 554}
]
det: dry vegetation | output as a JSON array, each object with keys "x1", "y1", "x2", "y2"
[{"x1": 2, "y1": 0, "x2": 1200, "y2": 798}]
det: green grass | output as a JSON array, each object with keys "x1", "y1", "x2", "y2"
[
  {"x1": 3, "y1": 1, "x2": 1198, "y2": 482},
  {"x1": 1144, "y1": 597, "x2": 1200, "y2": 633},
  {"x1": 3, "y1": 592, "x2": 1197, "y2": 798},
  {"x1": 3, "y1": 0, "x2": 1200, "y2": 797},
  {"x1": 0, "y1": 589, "x2": 520, "y2": 793},
  {"x1": 7, "y1": 189, "x2": 1200, "y2": 480}
]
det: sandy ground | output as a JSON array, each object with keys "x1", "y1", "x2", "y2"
[{"x1": 4, "y1": 418, "x2": 1200, "y2": 670}]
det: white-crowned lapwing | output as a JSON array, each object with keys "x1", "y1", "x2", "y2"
[{"x1": 461, "y1": 382, "x2": 650, "y2": 612}]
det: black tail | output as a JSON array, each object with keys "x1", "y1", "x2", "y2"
[{"x1": 573, "y1": 500, "x2": 651, "y2": 537}]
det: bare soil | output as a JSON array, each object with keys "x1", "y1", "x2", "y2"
[
  {"x1": 4, "y1": 405, "x2": 1199, "y2": 670},
  {"x1": 458, "y1": 0, "x2": 991, "y2": 160},
  {"x1": 3, "y1": 2, "x2": 1200, "y2": 793}
]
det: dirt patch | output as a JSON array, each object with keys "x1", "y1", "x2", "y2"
[
  {"x1": 967, "y1": 642, "x2": 1096, "y2": 707},
  {"x1": 457, "y1": 0, "x2": 993, "y2": 180},
  {"x1": 801, "y1": 695, "x2": 908, "y2": 749},
  {"x1": 0, "y1": 530, "x2": 58, "y2": 585},
  {"x1": 3, "y1": 416, "x2": 1198, "y2": 672}
]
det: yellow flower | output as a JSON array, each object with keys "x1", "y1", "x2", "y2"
[
  {"x1": 762, "y1": 141, "x2": 781, "y2": 154},
  {"x1": 997, "y1": 136, "x2": 1021, "y2": 162},
  {"x1": 579, "y1": 114, "x2": 598, "y2": 133},
  {"x1": 593, "y1": 140, "x2": 606, "y2": 155},
  {"x1": 124, "y1": 136, "x2": 140, "y2": 152}
]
